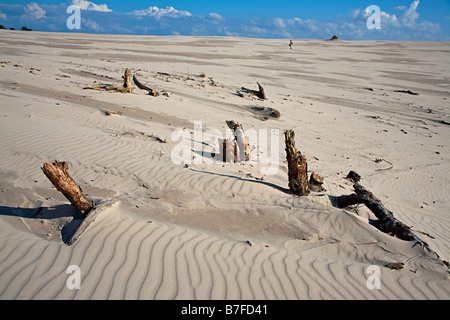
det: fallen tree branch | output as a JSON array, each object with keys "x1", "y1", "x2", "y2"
[
  {"x1": 335, "y1": 181, "x2": 417, "y2": 241},
  {"x1": 83, "y1": 68, "x2": 134, "y2": 93},
  {"x1": 239, "y1": 82, "x2": 267, "y2": 100},
  {"x1": 394, "y1": 89, "x2": 419, "y2": 95},
  {"x1": 133, "y1": 75, "x2": 159, "y2": 96},
  {"x1": 83, "y1": 84, "x2": 132, "y2": 93}
]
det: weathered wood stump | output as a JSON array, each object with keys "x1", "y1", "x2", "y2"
[
  {"x1": 218, "y1": 138, "x2": 237, "y2": 163},
  {"x1": 122, "y1": 68, "x2": 133, "y2": 93},
  {"x1": 309, "y1": 172, "x2": 325, "y2": 192},
  {"x1": 41, "y1": 161, "x2": 93, "y2": 215},
  {"x1": 226, "y1": 120, "x2": 250, "y2": 162},
  {"x1": 284, "y1": 130, "x2": 310, "y2": 196}
]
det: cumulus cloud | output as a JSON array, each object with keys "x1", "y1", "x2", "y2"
[
  {"x1": 133, "y1": 6, "x2": 192, "y2": 19},
  {"x1": 24, "y1": 2, "x2": 46, "y2": 19},
  {"x1": 71, "y1": 0, "x2": 112, "y2": 12},
  {"x1": 208, "y1": 12, "x2": 223, "y2": 21},
  {"x1": 0, "y1": 12, "x2": 6, "y2": 21},
  {"x1": 401, "y1": 0, "x2": 420, "y2": 27},
  {"x1": 82, "y1": 18, "x2": 102, "y2": 31}
]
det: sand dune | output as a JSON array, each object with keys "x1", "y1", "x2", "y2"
[{"x1": 0, "y1": 31, "x2": 449, "y2": 300}]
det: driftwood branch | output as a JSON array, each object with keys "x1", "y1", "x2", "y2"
[
  {"x1": 284, "y1": 130, "x2": 310, "y2": 196},
  {"x1": 83, "y1": 68, "x2": 134, "y2": 93},
  {"x1": 133, "y1": 75, "x2": 159, "y2": 96},
  {"x1": 239, "y1": 82, "x2": 267, "y2": 100},
  {"x1": 83, "y1": 84, "x2": 132, "y2": 93},
  {"x1": 41, "y1": 161, "x2": 93, "y2": 215},
  {"x1": 335, "y1": 181, "x2": 416, "y2": 241}
]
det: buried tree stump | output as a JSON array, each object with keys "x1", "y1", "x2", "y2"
[
  {"x1": 218, "y1": 120, "x2": 251, "y2": 163},
  {"x1": 41, "y1": 161, "x2": 93, "y2": 215},
  {"x1": 218, "y1": 138, "x2": 237, "y2": 163},
  {"x1": 226, "y1": 120, "x2": 250, "y2": 162},
  {"x1": 41, "y1": 161, "x2": 116, "y2": 246},
  {"x1": 284, "y1": 130, "x2": 310, "y2": 196},
  {"x1": 122, "y1": 68, "x2": 133, "y2": 93}
]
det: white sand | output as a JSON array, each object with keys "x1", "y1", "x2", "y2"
[{"x1": 0, "y1": 31, "x2": 449, "y2": 300}]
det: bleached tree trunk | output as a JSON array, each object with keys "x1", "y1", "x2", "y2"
[{"x1": 122, "y1": 68, "x2": 132, "y2": 93}]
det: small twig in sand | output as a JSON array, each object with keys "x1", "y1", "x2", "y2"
[
  {"x1": 374, "y1": 158, "x2": 393, "y2": 171},
  {"x1": 394, "y1": 90, "x2": 419, "y2": 96}
]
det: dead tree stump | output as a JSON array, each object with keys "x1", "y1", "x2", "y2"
[
  {"x1": 218, "y1": 138, "x2": 237, "y2": 163},
  {"x1": 285, "y1": 130, "x2": 310, "y2": 196},
  {"x1": 122, "y1": 68, "x2": 132, "y2": 93},
  {"x1": 41, "y1": 161, "x2": 93, "y2": 215},
  {"x1": 226, "y1": 120, "x2": 250, "y2": 162}
]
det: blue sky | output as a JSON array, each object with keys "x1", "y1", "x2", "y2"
[{"x1": 0, "y1": 1, "x2": 449, "y2": 40}]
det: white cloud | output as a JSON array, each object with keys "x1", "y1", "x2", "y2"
[
  {"x1": 24, "y1": 2, "x2": 46, "y2": 19},
  {"x1": 208, "y1": 12, "x2": 223, "y2": 21},
  {"x1": 380, "y1": 11, "x2": 401, "y2": 28},
  {"x1": 72, "y1": 0, "x2": 112, "y2": 12},
  {"x1": 133, "y1": 6, "x2": 192, "y2": 19},
  {"x1": 0, "y1": 12, "x2": 6, "y2": 21},
  {"x1": 273, "y1": 17, "x2": 286, "y2": 28},
  {"x1": 82, "y1": 18, "x2": 102, "y2": 31},
  {"x1": 401, "y1": 0, "x2": 420, "y2": 27}
]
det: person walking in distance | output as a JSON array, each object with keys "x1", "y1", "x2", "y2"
[{"x1": 289, "y1": 40, "x2": 293, "y2": 50}]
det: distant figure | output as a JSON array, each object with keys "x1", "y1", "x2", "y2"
[{"x1": 289, "y1": 40, "x2": 293, "y2": 50}]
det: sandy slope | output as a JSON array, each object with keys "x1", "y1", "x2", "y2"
[{"x1": 0, "y1": 31, "x2": 449, "y2": 300}]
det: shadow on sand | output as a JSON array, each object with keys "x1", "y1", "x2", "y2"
[{"x1": 0, "y1": 204, "x2": 84, "y2": 244}]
